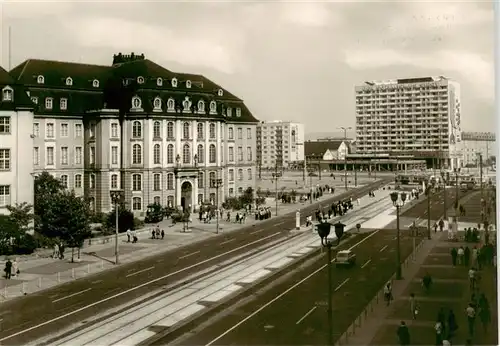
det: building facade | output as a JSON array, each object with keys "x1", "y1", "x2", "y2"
[
  {"x1": 355, "y1": 76, "x2": 462, "y2": 170},
  {"x1": 0, "y1": 67, "x2": 35, "y2": 215},
  {"x1": 459, "y1": 131, "x2": 496, "y2": 167},
  {"x1": 8, "y1": 53, "x2": 259, "y2": 215},
  {"x1": 256, "y1": 121, "x2": 305, "y2": 170}
]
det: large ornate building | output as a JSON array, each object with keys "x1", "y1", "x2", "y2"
[{"x1": 1, "y1": 53, "x2": 259, "y2": 216}]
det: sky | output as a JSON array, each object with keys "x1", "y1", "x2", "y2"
[{"x1": 0, "y1": 0, "x2": 495, "y2": 137}]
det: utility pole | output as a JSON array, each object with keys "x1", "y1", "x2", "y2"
[
  {"x1": 212, "y1": 176, "x2": 223, "y2": 234},
  {"x1": 272, "y1": 164, "x2": 282, "y2": 216}
]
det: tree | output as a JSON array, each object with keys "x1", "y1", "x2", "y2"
[
  {"x1": 6, "y1": 203, "x2": 34, "y2": 234},
  {"x1": 240, "y1": 187, "x2": 254, "y2": 206},
  {"x1": 34, "y1": 172, "x2": 91, "y2": 261},
  {"x1": 0, "y1": 215, "x2": 19, "y2": 254},
  {"x1": 106, "y1": 205, "x2": 135, "y2": 234}
]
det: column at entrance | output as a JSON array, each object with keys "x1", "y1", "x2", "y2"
[
  {"x1": 175, "y1": 176, "x2": 181, "y2": 207},
  {"x1": 193, "y1": 176, "x2": 199, "y2": 212}
]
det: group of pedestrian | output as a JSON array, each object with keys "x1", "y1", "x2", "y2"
[
  {"x1": 151, "y1": 226, "x2": 165, "y2": 240},
  {"x1": 126, "y1": 229, "x2": 138, "y2": 243},
  {"x1": 450, "y1": 244, "x2": 495, "y2": 269},
  {"x1": 3, "y1": 258, "x2": 19, "y2": 279},
  {"x1": 463, "y1": 228, "x2": 480, "y2": 242},
  {"x1": 255, "y1": 207, "x2": 272, "y2": 221},
  {"x1": 52, "y1": 242, "x2": 66, "y2": 260}
]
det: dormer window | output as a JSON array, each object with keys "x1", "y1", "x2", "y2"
[
  {"x1": 227, "y1": 107, "x2": 232, "y2": 117},
  {"x1": 153, "y1": 97, "x2": 162, "y2": 111},
  {"x1": 218, "y1": 89, "x2": 223, "y2": 96},
  {"x1": 60, "y1": 98, "x2": 68, "y2": 110},
  {"x1": 209, "y1": 101, "x2": 217, "y2": 113},
  {"x1": 171, "y1": 78, "x2": 178, "y2": 87},
  {"x1": 45, "y1": 97, "x2": 53, "y2": 110},
  {"x1": 167, "y1": 98, "x2": 175, "y2": 111},
  {"x1": 157, "y1": 78, "x2": 163, "y2": 86},
  {"x1": 236, "y1": 107, "x2": 242, "y2": 117},
  {"x1": 197, "y1": 100, "x2": 205, "y2": 113},
  {"x1": 186, "y1": 80, "x2": 192, "y2": 88},
  {"x1": 137, "y1": 76, "x2": 145, "y2": 84},
  {"x1": 65, "y1": 77, "x2": 73, "y2": 86},
  {"x1": 2, "y1": 87, "x2": 13, "y2": 102},
  {"x1": 182, "y1": 97, "x2": 191, "y2": 112},
  {"x1": 31, "y1": 96, "x2": 38, "y2": 104},
  {"x1": 131, "y1": 96, "x2": 142, "y2": 109},
  {"x1": 37, "y1": 75, "x2": 45, "y2": 84},
  {"x1": 92, "y1": 79, "x2": 99, "y2": 88}
]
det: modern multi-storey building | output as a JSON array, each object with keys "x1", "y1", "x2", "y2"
[
  {"x1": 256, "y1": 121, "x2": 305, "y2": 170},
  {"x1": 4, "y1": 53, "x2": 259, "y2": 216},
  {"x1": 460, "y1": 131, "x2": 496, "y2": 167},
  {"x1": 355, "y1": 76, "x2": 462, "y2": 170},
  {"x1": 0, "y1": 67, "x2": 35, "y2": 215}
]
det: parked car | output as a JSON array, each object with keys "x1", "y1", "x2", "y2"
[{"x1": 335, "y1": 250, "x2": 356, "y2": 267}]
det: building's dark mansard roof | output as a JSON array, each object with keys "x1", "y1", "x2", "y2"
[
  {"x1": 0, "y1": 65, "x2": 35, "y2": 111},
  {"x1": 304, "y1": 140, "x2": 345, "y2": 157},
  {"x1": 8, "y1": 53, "x2": 257, "y2": 123}
]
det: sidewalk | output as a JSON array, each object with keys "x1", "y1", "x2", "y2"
[
  {"x1": 0, "y1": 184, "x2": 373, "y2": 301},
  {"x1": 339, "y1": 230, "x2": 497, "y2": 344}
]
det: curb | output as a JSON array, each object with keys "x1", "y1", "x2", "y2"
[{"x1": 142, "y1": 232, "x2": 365, "y2": 346}]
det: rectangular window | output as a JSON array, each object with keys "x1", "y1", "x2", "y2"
[
  {"x1": 61, "y1": 146, "x2": 68, "y2": 165},
  {"x1": 133, "y1": 197, "x2": 142, "y2": 211},
  {"x1": 132, "y1": 174, "x2": 142, "y2": 191},
  {"x1": 46, "y1": 147, "x2": 54, "y2": 165},
  {"x1": 74, "y1": 174, "x2": 82, "y2": 188},
  {"x1": 237, "y1": 146, "x2": 243, "y2": 162},
  {"x1": 60, "y1": 123, "x2": 69, "y2": 137},
  {"x1": 237, "y1": 128, "x2": 242, "y2": 140},
  {"x1": 75, "y1": 146, "x2": 82, "y2": 164},
  {"x1": 0, "y1": 185, "x2": 11, "y2": 207},
  {"x1": 229, "y1": 169, "x2": 234, "y2": 181},
  {"x1": 229, "y1": 147, "x2": 234, "y2": 162},
  {"x1": 0, "y1": 149, "x2": 10, "y2": 170},
  {"x1": 33, "y1": 123, "x2": 40, "y2": 137},
  {"x1": 75, "y1": 124, "x2": 83, "y2": 137},
  {"x1": 111, "y1": 146, "x2": 118, "y2": 165},
  {"x1": 111, "y1": 123, "x2": 119, "y2": 138},
  {"x1": 111, "y1": 174, "x2": 118, "y2": 189},
  {"x1": 247, "y1": 146, "x2": 252, "y2": 161},
  {"x1": 247, "y1": 128, "x2": 252, "y2": 139},
  {"x1": 153, "y1": 173, "x2": 161, "y2": 191},
  {"x1": 90, "y1": 174, "x2": 95, "y2": 189},
  {"x1": 89, "y1": 122, "x2": 96, "y2": 137},
  {"x1": 46, "y1": 123, "x2": 55, "y2": 138},
  {"x1": 89, "y1": 146, "x2": 95, "y2": 164},
  {"x1": 33, "y1": 147, "x2": 40, "y2": 165}
]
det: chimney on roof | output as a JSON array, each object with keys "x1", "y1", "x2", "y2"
[{"x1": 112, "y1": 52, "x2": 146, "y2": 65}]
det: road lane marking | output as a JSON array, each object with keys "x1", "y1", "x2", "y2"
[
  {"x1": 220, "y1": 239, "x2": 235, "y2": 246},
  {"x1": 379, "y1": 245, "x2": 388, "y2": 252},
  {"x1": 179, "y1": 251, "x2": 200, "y2": 259},
  {"x1": 250, "y1": 229, "x2": 265, "y2": 235},
  {"x1": 334, "y1": 278, "x2": 350, "y2": 291},
  {"x1": 361, "y1": 259, "x2": 371, "y2": 269},
  {"x1": 91, "y1": 280, "x2": 103, "y2": 284},
  {"x1": 206, "y1": 229, "x2": 381, "y2": 346},
  {"x1": 274, "y1": 221, "x2": 286, "y2": 226},
  {"x1": 125, "y1": 266, "x2": 155, "y2": 278},
  {"x1": 295, "y1": 306, "x2": 317, "y2": 325},
  {"x1": 52, "y1": 288, "x2": 92, "y2": 303},
  {"x1": 0, "y1": 231, "x2": 282, "y2": 342}
]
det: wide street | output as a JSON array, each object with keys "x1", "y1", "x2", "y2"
[
  {"x1": 159, "y1": 188, "x2": 465, "y2": 346},
  {"x1": 0, "y1": 180, "x2": 389, "y2": 345}
]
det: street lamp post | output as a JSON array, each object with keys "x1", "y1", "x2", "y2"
[
  {"x1": 425, "y1": 180, "x2": 435, "y2": 240},
  {"x1": 211, "y1": 178, "x2": 223, "y2": 234},
  {"x1": 316, "y1": 220, "x2": 336, "y2": 346},
  {"x1": 440, "y1": 170, "x2": 449, "y2": 220},
  {"x1": 110, "y1": 189, "x2": 124, "y2": 265},
  {"x1": 338, "y1": 126, "x2": 352, "y2": 191},
  {"x1": 272, "y1": 169, "x2": 282, "y2": 216},
  {"x1": 390, "y1": 191, "x2": 407, "y2": 280}
]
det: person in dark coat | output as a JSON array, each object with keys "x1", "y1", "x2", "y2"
[
  {"x1": 397, "y1": 321, "x2": 410, "y2": 346},
  {"x1": 4, "y1": 259, "x2": 12, "y2": 279},
  {"x1": 447, "y1": 309, "x2": 458, "y2": 340},
  {"x1": 464, "y1": 246, "x2": 471, "y2": 267},
  {"x1": 451, "y1": 247, "x2": 458, "y2": 266}
]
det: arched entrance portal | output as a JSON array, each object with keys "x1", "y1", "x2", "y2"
[{"x1": 180, "y1": 181, "x2": 193, "y2": 212}]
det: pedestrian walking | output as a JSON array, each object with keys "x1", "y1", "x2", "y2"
[
  {"x1": 447, "y1": 309, "x2": 458, "y2": 340},
  {"x1": 468, "y1": 268, "x2": 476, "y2": 290},
  {"x1": 384, "y1": 282, "x2": 393, "y2": 306},
  {"x1": 479, "y1": 304, "x2": 491, "y2": 332},
  {"x1": 126, "y1": 229, "x2": 131, "y2": 242},
  {"x1": 451, "y1": 247, "x2": 458, "y2": 266},
  {"x1": 422, "y1": 272, "x2": 432, "y2": 293},
  {"x1": 464, "y1": 246, "x2": 471, "y2": 267},
  {"x1": 161, "y1": 229, "x2": 165, "y2": 239},
  {"x1": 457, "y1": 246, "x2": 465, "y2": 265},
  {"x1": 53, "y1": 243, "x2": 60, "y2": 259},
  {"x1": 4, "y1": 259, "x2": 12, "y2": 279},
  {"x1": 439, "y1": 219, "x2": 445, "y2": 232},
  {"x1": 471, "y1": 246, "x2": 478, "y2": 267},
  {"x1": 151, "y1": 229, "x2": 156, "y2": 239},
  {"x1": 11, "y1": 258, "x2": 19, "y2": 278},
  {"x1": 434, "y1": 321, "x2": 444, "y2": 345},
  {"x1": 397, "y1": 321, "x2": 410, "y2": 346},
  {"x1": 409, "y1": 293, "x2": 418, "y2": 319},
  {"x1": 466, "y1": 303, "x2": 476, "y2": 336}
]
